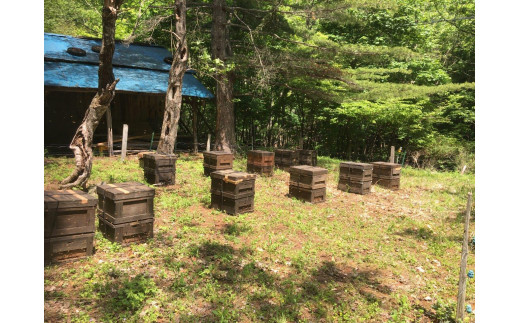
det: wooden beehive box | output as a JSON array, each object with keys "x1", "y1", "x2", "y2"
[
  {"x1": 297, "y1": 149, "x2": 318, "y2": 166},
  {"x1": 144, "y1": 167, "x2": 175, "y2": 185},
  {"x1": 203, "y1": 151, "x2": 234, "y2": 168},
  {"x1": 246, "y1": 164, "x2": 274, "y2": 176},
  {"x1": 203, "y1": 151, "x2": 234, "y2": 176},
  {"x1": 97, "y1": 216, "x2": 154, "y2": 244},
  {"x1": 371, "y1": 162, "x2": 401, "y2": 178},
  {"x1": 138, "y1": 151, "x2": 155, "y2": 168},
  {"x1": 247, "y1": 150, "x2": 274, "y2": 166},
  {"x1": 289, "y1": 186, "x2": 326, "y2": 204},
  {"x1": 141, "y1": 153, "x2": 177, "y2": 169},
  {"x1": 211, "y1": 194, "x2": 255, "y2": 215},
  {"x1": 339, "y1": 162, "x2": 373, "y2": 181},
  {"x1": 210, "y1": 170, "x2": 256, "y2": 198},
  {"x1": 373, "y1": 176, "x2": 400, "y2": 190},
  {"x1": 96, "y1": 182, "x2": 155, "y2": 225},
  {"x1": 210, "y1": 170, "x2": 256, "y2": 215},
  {"x1": 337, "y1": 178, "x2": 371, "y2": 195},
  {"x1": 289, "y1": 165, "x2": 328, "y2": 189},
  {"x1": 44, "y1": 190, "x2": 97, "y2": 238},
  {"x1": 45, "y1": 232, "x2": 94, "y2": 265},
  {"x1": 275, "y1": 149, "x2": 299, "y2": 168},
  {"x1": 142, "y1": 154, "x2": 176, "y2": 185}
]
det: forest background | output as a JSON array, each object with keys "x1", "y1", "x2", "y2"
[{"x1": 44, "y1": 0, "x2": 475, "y2": 172}]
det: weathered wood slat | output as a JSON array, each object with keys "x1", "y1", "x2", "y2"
[
  {"x1": 247, "y1": 150, "x2": 275, "y2": 166},
  {"x1": 372, "y1": 176, "x2": 400, "y2": 190},
  {"x1": 44, "y1": 232, "x2": 94, "y2": 265},
  {"x1": 297, "y1": 149, "x2": 318, "y2": 166},
  {"x1": 98, "y1": 216, "x2": 154, "y2": 244},
  {"x1": 96, "y1": 182, "x2": 155, "y2": 201},
  {"x1": 211, "y1": 194, "x2": 255, "y2": 215},
  {"x1": 337, "y1": 178, "x2": 372, "y2": 195},
  {"x1": 275, "y1": 149, "x2": 299, "y2": 169},
  {"x1": 371, "y1": 162, "x2": 401, "y2": 177},
  {"x1": 203, "y1": 151, "x2": 234, "y2": 168},
  {"x1": 44, "y1": 190, "x2": 97, "y2": 238},
  {"x1": 143, "y1": 167, "x2": 176, "y2": 185},
  {"x1": 246, "y1": 164, "x2": 274, "y2": 176},
  {"x1": 210, "y1": 170, "x2": 256, "y2": 199},
  {"x1": 289, "y1": 186, "x2": 326, "y2": 204}
]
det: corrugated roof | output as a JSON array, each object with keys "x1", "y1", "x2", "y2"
[{"x1": 44, "y1": 33, "x2": 214, "y2": 99}]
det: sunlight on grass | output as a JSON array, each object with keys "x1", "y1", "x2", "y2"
[{"x1": 44, "y1": 154, "x2": 475, "y2": 322}]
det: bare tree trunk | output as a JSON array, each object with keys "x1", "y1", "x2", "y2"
[
  {"x1": 157, "y1": 0, "x2": 188, "y2": 155},
  {"x1": 212, "y1": 0, "x2": 236, "y2": 152},
  {"x1": 60, "y1": 0, "x2": 123, "y2": 189}
]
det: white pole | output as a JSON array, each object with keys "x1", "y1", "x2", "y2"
[{"x1": 121, "y1": 124, "x2": 128, "y2": 161}]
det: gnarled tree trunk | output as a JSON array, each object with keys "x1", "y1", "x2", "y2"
[
  {"x1": 212, "y1": 0, "x2": 236, "y2": 152},
  {"x1": 60, "y1": 0, "x2": 123, "y2": 189},
  {"x1": 157, "y1": 0, "x2": 188, "y2": 155}
]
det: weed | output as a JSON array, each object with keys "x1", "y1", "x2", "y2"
[
  {"x1": 432, "y1": 299, "x2": 456, "y2": 323},
  {"x1": 111, "y1": 274, "x2": 158, "y2": 311}
]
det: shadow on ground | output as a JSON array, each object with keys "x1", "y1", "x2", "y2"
[{"x1": 166, "y1": 240, "x2": 394, "y2": 322}]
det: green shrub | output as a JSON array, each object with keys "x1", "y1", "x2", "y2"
[
  {"x1": 112, "y1": 274, "x2": 158, "y2": 311},
  {"x1": 432, "y1": 299, "x2": 456, "y2": 323}
]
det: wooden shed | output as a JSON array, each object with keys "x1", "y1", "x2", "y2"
[{"x1": 44, "y1": 33, "x2": 214, "y2": 155}]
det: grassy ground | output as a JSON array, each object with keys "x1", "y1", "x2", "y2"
[{"x1": 44, "y1": 154, "x2": 475, "y2": 323}]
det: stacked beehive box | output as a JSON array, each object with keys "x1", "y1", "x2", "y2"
[
  {"x1": 338, "y1": 162, "x2": 373, "y2": 195},
  {"x1": 97, "y1": 182, "x2": 155, "y2": 244},
  {"x1": 203, "y1": 151, "x2": 234, "y2": 176},
  {"x1": 44, "y1": 190, "x2": 98, "y2": 265},
  {"x1": 247, "y1": 150, "x2": 274, "y2": 176},
  {"x1": 288, "y1": 165, "x2": 328, "y2": 203},
  {"x1": 142, "y1": 153, "x2": 177, "y2": 185},
  {"x1": 371, "y1": 162, "x2": 401, "y2": 190},
  {"x1": 297, "y1": 149, "x2": 318, "y2": 166},
  {"x1": 210, "y1": 170, "x2": 256, "y2": 214},
  {"x1": 138, "y1": 151, "x2": 155, "y2": 168},
  {"x1": 275, "y1": 149, "x2": 299, "y2": 171}
]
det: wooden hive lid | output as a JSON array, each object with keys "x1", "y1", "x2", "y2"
[
  {"x1": 371, "y1": 162, "x2": 401, "y2": 168},
  {"x1": 211, "y1": 169, "x2": 256, "y2": 181},
  {"x1": 339, "y1": 162, "x2": 373, "y2": 170},
  {"x1": 203, "y1": 151, "x2": 234, "y2": 157},
  {"x1": 96, "y1": 181, "x2": 155, "y2": 200},
  {"x1": 247, "y1": 150, "x2": 274, "y2": 156},
  {"x1": 44, "y1": 190, "x2": 98, "y2": 208},
  {"x1": 275, "y1": 149, "x2": 295, "y2": 153},
  {"x1": 142, "y1": 153, "x2": 177, "y2": 161},
  {"x1": 289, "y1": 165, "x2": 328, "y2": 175}
]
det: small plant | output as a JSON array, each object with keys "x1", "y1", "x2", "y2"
[
  {"x1": 112, "y1": 274, "x2": 158, "y2": 311},
  {"x1": 432, "y1": 299, "x2": 456, "y2": 323}
]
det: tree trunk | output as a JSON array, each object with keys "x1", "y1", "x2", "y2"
[
  {"x1": 212, "y1": 0, "x2": 236, "y2": 152},
  {"x1": 60, "y1": 0, "x2": 122, "y2": 189},
  {"x1": 157, "y1": 0, "x2": 188, "y2": 155}
]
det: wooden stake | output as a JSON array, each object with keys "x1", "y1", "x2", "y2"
[
  {"x1": 456, "y1": 192, "x2": 473, "y2": 321},
  {"x1": 106, "y1": 106, "x2": 114, "y2": 157},
  {"x1": 192, "y1": 100, "x2": 198, "y2": 154},
  {"x1": 121, "y1": 124, "x2": 128, "y2": 161},
  {"x1": 206, "y1": 134, "x2": 211, "y2": 152},
  {"x1": 461, "y1": 165, "x2": 467, "y2": 175},
  {"x1": 389, "y1": 146, "x2": 395, "y2": 163}
]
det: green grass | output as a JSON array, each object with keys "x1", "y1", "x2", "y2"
[{"x1": 44, "y1": 154, "x2": 475, "y2": 322}]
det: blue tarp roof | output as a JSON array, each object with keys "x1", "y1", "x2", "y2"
[{"x1": 44, "y1": 33, "x2": 214, "y2": 99}]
